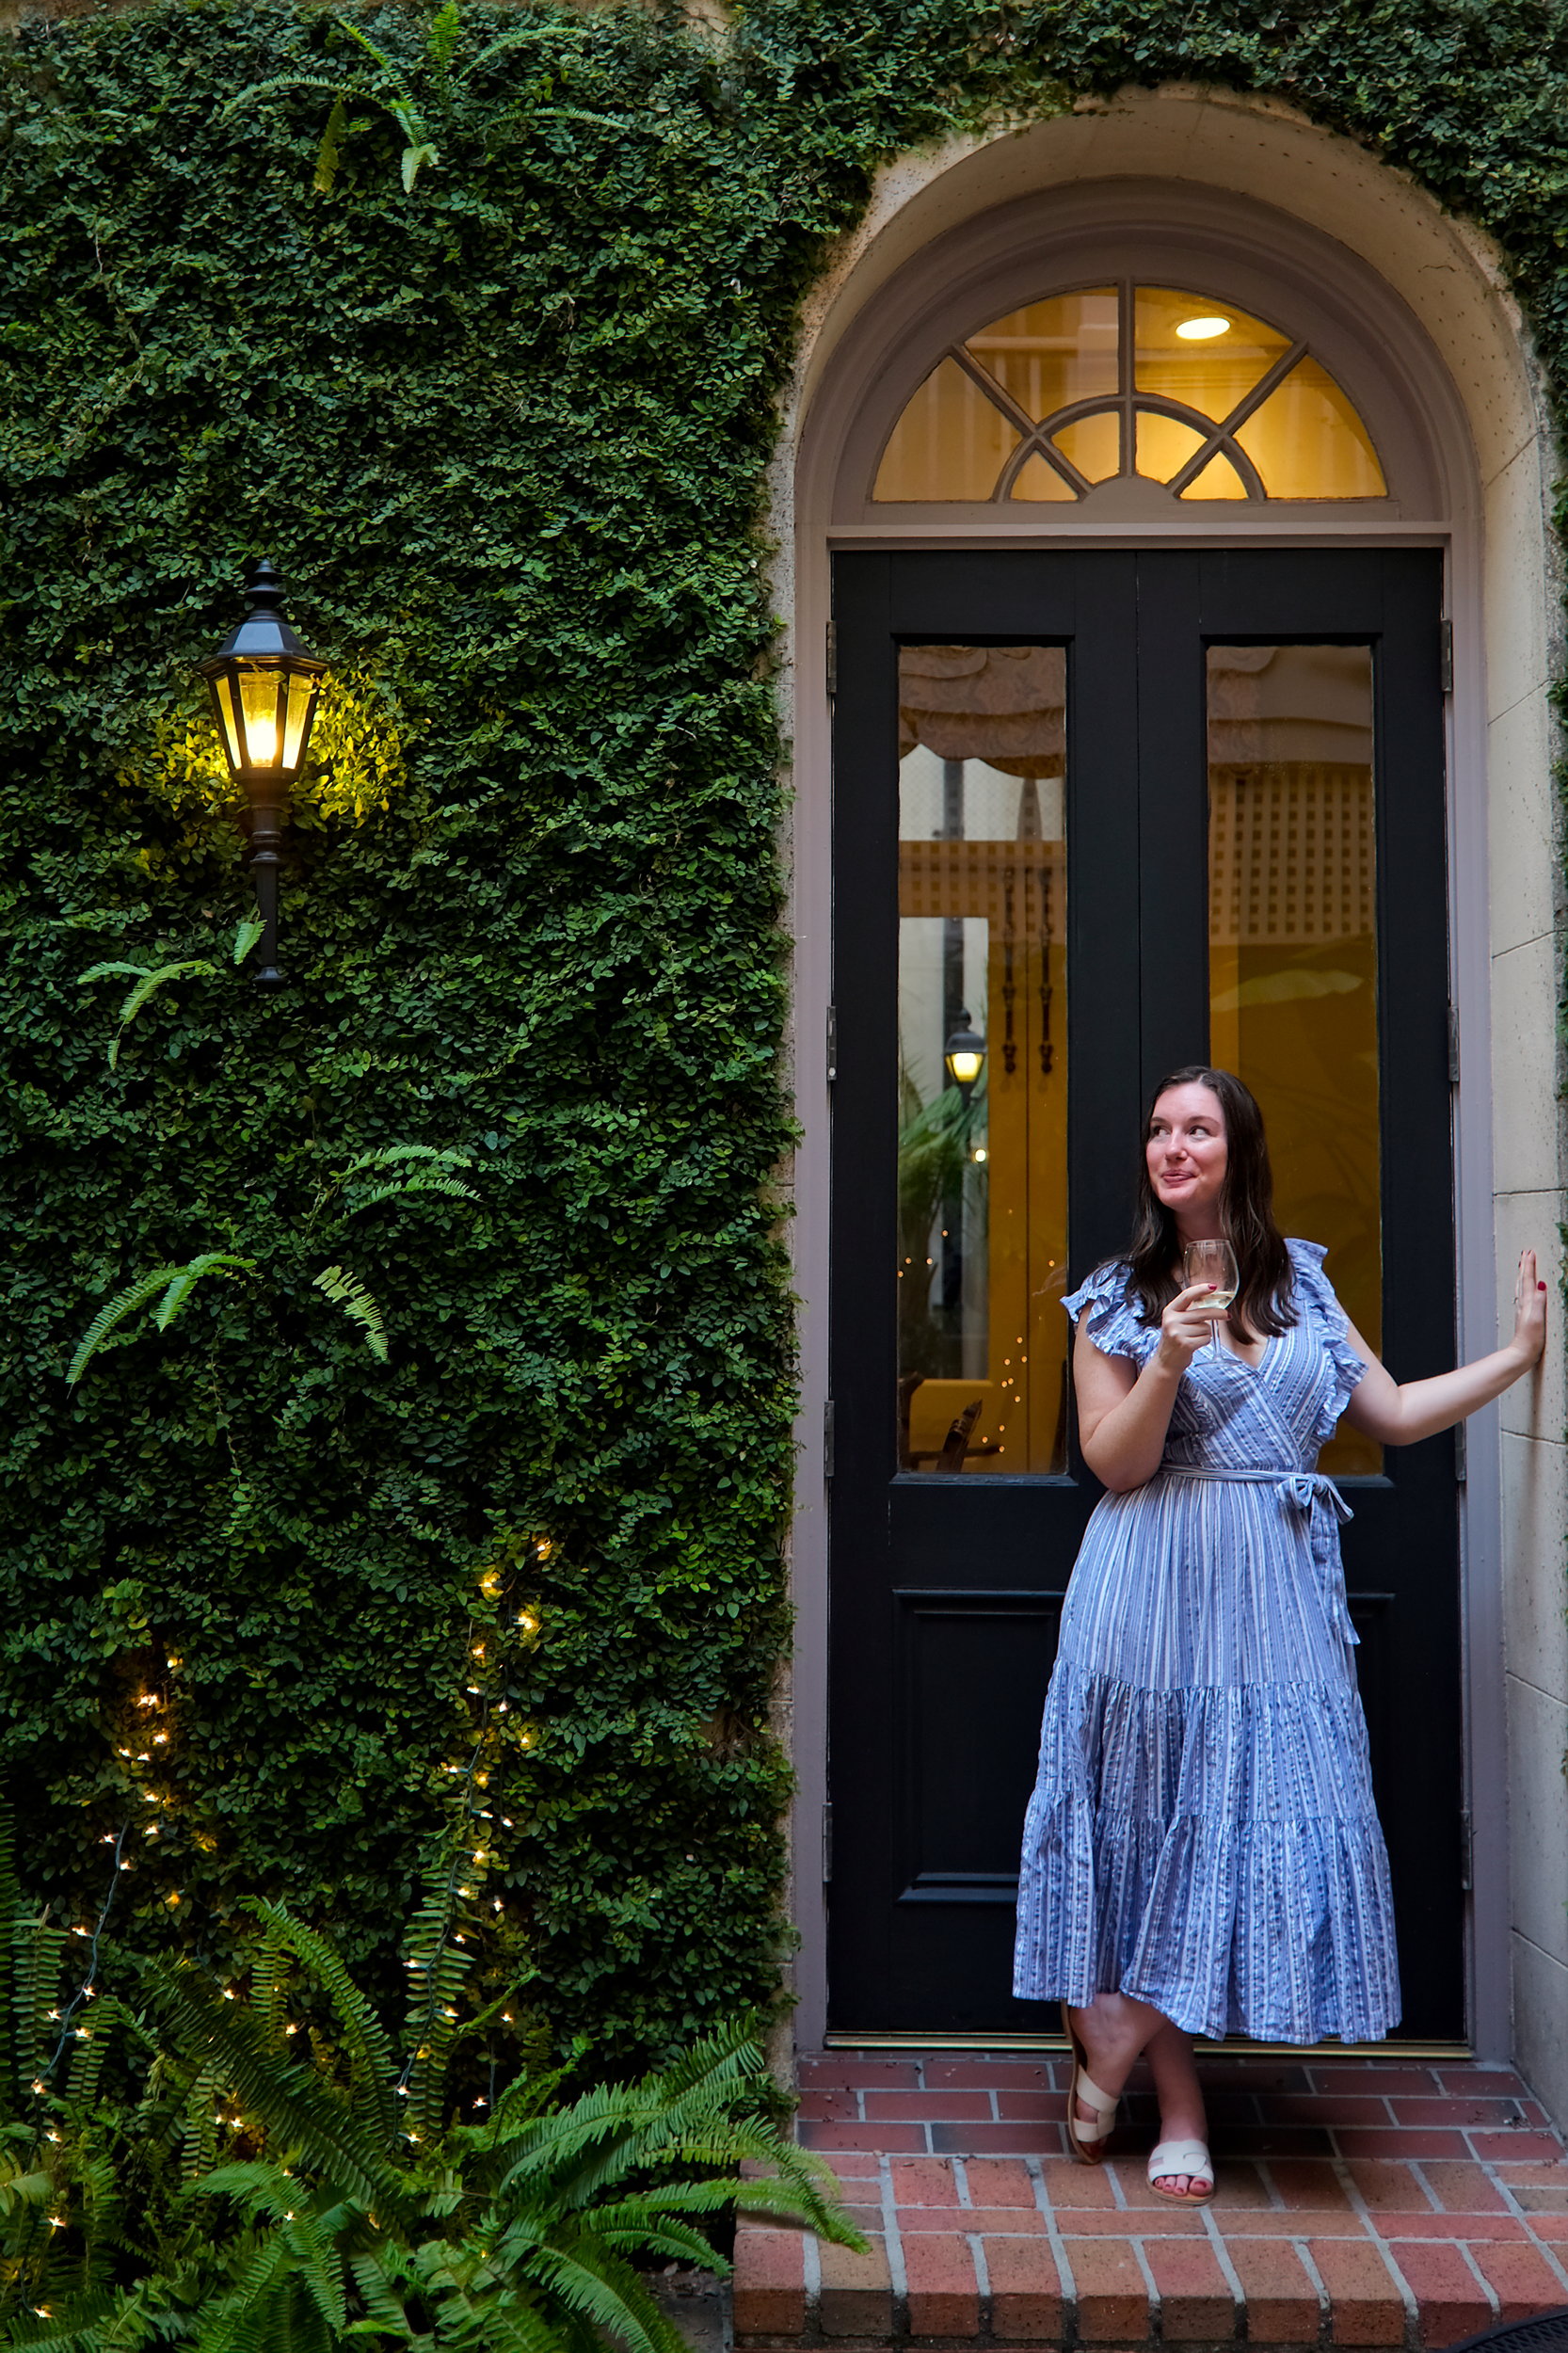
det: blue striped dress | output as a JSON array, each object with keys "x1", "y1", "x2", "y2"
[{"x1": 1012, "y1": 1241, "x2": 1400, "y2": 2044}]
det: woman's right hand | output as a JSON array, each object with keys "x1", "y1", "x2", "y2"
[{"x1": 1157, "y1": 1282, "x2": 1224, "y2": 1373}]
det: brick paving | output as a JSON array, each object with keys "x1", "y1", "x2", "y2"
[{"x1": 734, "y1": 2052, "x2": 1568, "y2": 2351}]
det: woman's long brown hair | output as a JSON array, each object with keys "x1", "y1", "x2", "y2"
[{"x1": 1124, "y1": 1065, "x2": 1297, "y2": 1339}]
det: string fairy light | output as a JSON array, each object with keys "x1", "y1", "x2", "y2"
[{"x1": 41, "y1": 1822, "x2": 130, "y2": 2084}]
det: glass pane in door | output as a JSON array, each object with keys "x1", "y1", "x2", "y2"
[
  {"x1": 897, "y1": 647, "x2": 1068, "y2": 1475},
  {"x1": 1208, "y1": 645, "x2": 1382, "y2": 1476}
]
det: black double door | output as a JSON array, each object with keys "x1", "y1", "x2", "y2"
[{"x1": 827, "y1": 547, "x2": 1463, "y2": 2041}]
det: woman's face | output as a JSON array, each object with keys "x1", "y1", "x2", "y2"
[{"x1": 1146, "y1": 1083, "x2": 1228, "y2": 1226}]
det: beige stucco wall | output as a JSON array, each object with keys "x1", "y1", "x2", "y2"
[{"x1": 781, "y1": 83, "x2": 1568, "y2": 2110}]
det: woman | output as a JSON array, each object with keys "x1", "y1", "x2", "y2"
[{"x1": 1012, "y1": 1066, "x2": 1546, "y2": 2206}]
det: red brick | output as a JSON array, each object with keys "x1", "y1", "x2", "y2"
[
  {"x1": 1422, "y1": 2162, "x2": 1509, "y2": 2214},
  {"x1": 798, "y1": 2057, "x2": 920, "y2": 2089},
  {"x1": 1308, "y1": 2067, "x2": 1440, "y2": 2097},
  {"x1": 819, "y1": 2152, "x2": 880, "y2": 2184},
  {"x1": 1039, "y1": 2157, "x2": 1119, "y2": 2208},
  {"x1": 1434, "y1": 2071, "x2": 1529, "y2": 2096},
  {"x1": 1215, "y1": 2124, "x2": 1336, "y2": 2157},
  {"x1": 796, "y1": 2089, "x2": 858, "y2": 2122},
  {"x1": 899, "y1": 2203, "x2": 1047, "y2": 2233},
  {"x1": 925, "y1": 2059, "x2": 1055, "y2": 2090},
  {"x1": 1309, "y1": 2237, "x2": 1408, "y2": 2345},
  {"x1": 1344, "y1": 2160, "x2": 1436, "y2": 2211},
  {"x1": 799, "y1": 2121, "x2": 927, "y2": 2153},
  {"x1": 1364, "y1": 2213, "x2": 1529, "y2": 2241},
  {"x1": 1490, "y1": 2164, "x2": 1568, "y2": 2185},
  {"x1": 1383, "y1": 2241, "x2": 1491, "y2": 2345},
  {"x1": 1467, "y1": 2239, "x2": 1568, "y2": 2324},
  {"x1": 984, "y1": 2233, "x2": 1067, "y2": 2340},
  {"x1": 1204, "y1": 2160, "x2": 1276, "y2": 2208},
  {"x1": 1334, "y1": 2129, "x2": 1471, "y2": 2159},
  {"x1": 1061, "y1": 2236, "x2": 1149, "y2": 2341},
  {"x1": 1265, "y1": 2158, "x2": 1356, "y2": 2211},
  {"x1": 1223, "y1": 2212, "x2": 1373, "y2": 2236},
  {"x1": 1526, "y1": 2215, "x2": 1568, "y2": 2239},
  {"x1": 1469, "y1": 2134, "x2": 1568, "y2": 2163},
  {"x1": 931, "y1": 2121, "x2": 1065, "y2": 2155},
  {"x1": 864, "y1": 2089, "x2": 993, "y2": 2119},
  {"x1": 889, "y1": 2155, "x2": 959, "y2": 2206},
  {"x1": 1391, "y1": 2098, "x2": 1528, "y2": 2128},
  {"x1": 901, "y1": 2230, "x2": 981, "y2": 2335},
  {"x1": 1144, "y1": 2236, "x2": 1238, "y2": 2340},
  {"x1": 1512, "y1": 2186, "x2": 1568, "y2": 2214},
  {"x1": 1224, "y1": 2237, "x2": 1322, "y2": 2342},
  {"x1": 1052, "y1": 2205, "x2": 1208, "y2": 2235},
  {"x1": 996, "y1": 2091, "x2": 1072, "y2": 2121},
  {"x1": 733, "y1": 2225, "x2": 807, "y2": 2339},
  {"x1": 1260, "y1": 2093, "x2": 1396, "y2": 2128},
  {"x1": 816, "y1": 2236, "x2": 892, "y2": 2338},
  {"x1": 963, "y1": 2157, "x2": 1041, "y2": 2207}
]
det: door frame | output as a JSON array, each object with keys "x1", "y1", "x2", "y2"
[{"x1": 777, "y1": 122, "x2": 1555, "y2": 2067}]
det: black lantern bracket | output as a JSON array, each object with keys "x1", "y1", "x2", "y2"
[{"x1": 196, "y1": 558, "x2": 328, "y2": 988}]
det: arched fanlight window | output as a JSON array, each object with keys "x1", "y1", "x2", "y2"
[{"x1": 873, "y1": 283, "x2": 1386, "y2": 504}]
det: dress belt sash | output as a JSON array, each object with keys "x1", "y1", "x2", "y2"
[{"x1": 1160, "y1": 1465, "x2": 1358, "y2": 1646}]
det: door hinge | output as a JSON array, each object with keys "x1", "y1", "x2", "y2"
[
  {"x1": 825, "y1": 1003, "x2": 838, "y2": 1083},
  {"x1": 1459, "y1": 1805, "x2": 1473, "y2": 1892},
  {"x1": 824, "y1": 1398, "x2": 835, "y2": 1483},
  {"x1": 825, "y1": 617, "x2": 838, "y2": 699},
  {"x1": 1448, "y1": 1004, "x2": 1461, "y2": 1085},
  {"x1": 1454, "y1": 1420, "x2": 1467, "y2": 1485},
  {"x1": 1440, "y1": 617, "x2": 1453, "y2": 694},
  {"x1": 822, "y1": 1801, "x2": 834, "y2": 1883}
]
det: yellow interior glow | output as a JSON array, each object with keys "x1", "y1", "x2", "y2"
[
  {"x1": 238, "y1": 671, "x2": 281, "y2": 769},
  {"x1": 947, "y1": 1048, "x2": 984, "y2": 1084}
]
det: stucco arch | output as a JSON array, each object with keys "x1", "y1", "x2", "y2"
[{"x1": 779, "y1": 83, "x2": 1567, "y2": 2116}]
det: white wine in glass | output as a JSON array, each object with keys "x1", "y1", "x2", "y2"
[{"x1": 1183, "y1": 1239, "x2": 1240, "y2": 1353}]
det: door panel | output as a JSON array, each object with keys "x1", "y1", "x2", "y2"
[{"x1": 827, "y1": 547, "x2": 1460, "y2": 2041}]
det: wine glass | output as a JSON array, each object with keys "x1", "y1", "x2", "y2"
[{"x1": 1183, "y1": 1238, "x2": 1240, "y2": 1353}]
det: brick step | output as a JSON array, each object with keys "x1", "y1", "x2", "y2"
[{"x1": 737, "y1": 2057, "x2": 1568, "y2": 2350}]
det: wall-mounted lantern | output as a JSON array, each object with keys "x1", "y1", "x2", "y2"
[
  {"x1": 196, "y1": 558, "x2": 328, "y2": 988},
  {"x1": 944, "y1": 1013, "x2": 987, "y2": 1098}
]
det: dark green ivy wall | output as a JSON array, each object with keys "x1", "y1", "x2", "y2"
[{"x1": 1, "y1": 0, "x2": 1563, "y2": 2060}]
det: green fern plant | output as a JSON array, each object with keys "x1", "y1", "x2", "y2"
[
  {"x1": 224, "y1": 2, "x2": 606, "y2": 195},
  {"x1": 78, "y1": 918, "x2": 266, "y2": 1069},
  {"x1": 9, "y1": 1849, "x2": 861, "y2": 2353}
]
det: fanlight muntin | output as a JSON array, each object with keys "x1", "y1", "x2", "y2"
[{"x1": 873, "y1": 282, "x2": 1386, "y2": 507}]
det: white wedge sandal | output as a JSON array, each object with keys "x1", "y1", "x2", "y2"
[
  {"x1": 1062, "y1": 2005, "x2": 1118, "y2": 2164},
  {"x1": 1147, "y1": 2138, "x2": 1216, "y2": 2204}
]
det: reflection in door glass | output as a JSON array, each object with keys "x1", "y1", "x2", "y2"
[
  {"x1": 897, "y1": 648, "x2": 1068, "y2": 1475},
  {"x1": 1208, "y1": 646, "x2": 1382, "y2": 1476}
]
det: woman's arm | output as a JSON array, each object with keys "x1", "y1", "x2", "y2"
[
  {"x1": 1340, "y1": 1248, "x2": 1547, "y2": 1446},
  {"x1": 1074, "y1": 1282, "x2": 1231, "y2": 1491}
]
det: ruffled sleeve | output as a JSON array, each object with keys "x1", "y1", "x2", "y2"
[
  {"x1": 1287, "y1": 1239, "x2": 1369, "y2": 1418},
  {"x1": 1061, "y1": 1259, "x2": 1160, "y2": 1366}
]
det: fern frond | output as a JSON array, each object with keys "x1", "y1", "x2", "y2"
[
  {"x1": 334, "y1": 1144, "x2": 473, "y2": 1179},
  {"x1": 152, "y1": 1256, "x2": 257, "y2": 1335},
  {"x1": 455, "y1": 22, "x2": 594, "y2": 82},
  {"x1": 344, "y1": 1177, "x2": 477, "y2": 1215},
  {"x1": 425, "y1": 1, "x2": 461, "y2": 72},
  {"x1": 243, "y1": 1904, "x2": 398, "y2": 2153},
  {"x1": 312, "y1": 1268, "x2": 388, "y2": 1362},
  {"x1": 232, "y1": 915, "x2": 265, "y2": 967},
  {"x1": 77, "y1": 963, "x2": 149, "y2": 987},
  {"x1": 220, "y1": 74, "x2": 362, "y2": 119},
  {"x1": 140, "y1": 1967, "x2": 410, "y2": 2228},
  {"x1": 69, "y1": 1256, "x2": 253, "y2": 1385},
  {"x1": 520, "y1": 2243, "x2": 686, "y2": 2353}
]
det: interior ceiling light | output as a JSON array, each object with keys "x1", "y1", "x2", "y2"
[{"x1": 1176, "y1": 315, "x2": 1231, "y2": 341}]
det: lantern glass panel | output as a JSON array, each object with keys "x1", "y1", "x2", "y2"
[
  {"x1": 209, "y1": 674, "x2": 244, "y2": 774},
  {"x1": 238, "y1": 668, "x2": 285, "y2": 771},
  {"x1": 282, "y1": 672, "x2": 318, "y2": 774}
]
